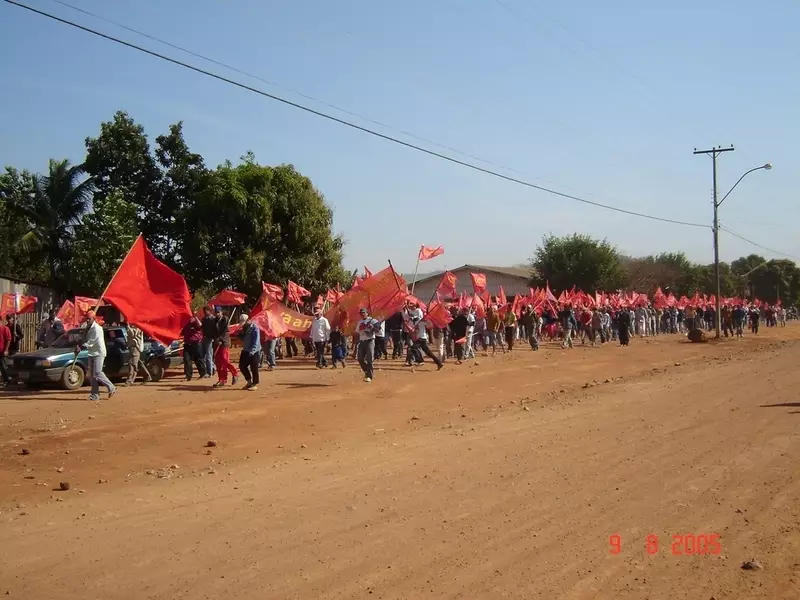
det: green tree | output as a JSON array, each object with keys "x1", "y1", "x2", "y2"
[
  {"x1": 84, "y1": 112, "x2": 207, "y2": 268},
  {"x1": 0, "y1": 167, "x2": 49, "y2": 282},
  {"x1": 182, "y1": 156, "x2": 349, "y2": 299},
  {"x1": 11, "y1": 159, "x2": 93, "y2": 290},
  {"x1": 530, "y1": 234, "x2": 628, "y2": 293},
  {"x1": 69, "y1": 191, "x2": 139, "y2": 295}
]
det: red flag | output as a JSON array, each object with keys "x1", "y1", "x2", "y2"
[
  {"x1": 0, "y1": 293, "x2": 37, "y2": 317},
  {"x1": 262, "y1": 283, "x2": 285, "y2": 302},
  {"x1": 436, "y1": 271, "x2": 458, "y2": 298},
  {"x1": 363, "y1": 266, "x2": 373, "y2": 279},
  {"x1": 325, "y1": 289, "x2": 338, "y2": 304},
  {"x1": 470, "y1": 272, "x2": 487, "y2": 294},
  {"x1": 287, "y1": 280, "x2": 311, "y2": 304},
  {"x1": 102, "y1": 236, "x2": 192, "y2": 345},
  {"x1": 209, "y1": 289, "x2": 247, "y2": 306},
  {"x1": 425, "y1": 298, "x2": 453, "y2": 329},
  {"x1": 56, "y1": 300, "x2": 76, "y2": 329},
  {"x1": 472, "y1": 293, "x2": 486, "y2": 319},
  {"x1": 545, "y1": 283, "x2": 558, "y2": 303},
  {"x1": 498, "y1": 286, "x2": 507, "y2": 307},
  {"x1": 418, "y1": 245, "x2": 445, "y2": 261}
]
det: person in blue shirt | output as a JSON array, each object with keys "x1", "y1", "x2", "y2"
[{"x1": 237, "y1": 314, "x2": 262, "y2": 391}]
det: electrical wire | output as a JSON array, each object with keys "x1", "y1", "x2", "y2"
[
  {"x1": 49, "y1": 0, "x2": 531, "y2": 176},
  {"x1": 720, "y1": 226, "x2": 800, "y2": 261},
  {"x1": 4, "y1": 0, "x2": 709, "y2": 229}
]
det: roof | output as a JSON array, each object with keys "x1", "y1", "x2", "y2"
[{"x1": 413, "y1": 264, "x2": 531, "y2": 285}]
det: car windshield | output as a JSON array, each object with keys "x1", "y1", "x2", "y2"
[{"x1": 49, "y1": 328, "x2": 86, "y2": 348}]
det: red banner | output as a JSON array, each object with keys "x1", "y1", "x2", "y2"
[{"x1": 250, "y1": 298, "x2": 313, "y2": 339}]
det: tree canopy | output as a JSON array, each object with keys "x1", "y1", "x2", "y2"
[
  {"x1": 1, "y1": 111, "x2": 352, "y2": 303},
  {"x1": 530, "y1": 234, "x2": 800, "y2": 307}
]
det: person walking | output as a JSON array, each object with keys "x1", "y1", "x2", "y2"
[
  {"x1": 212, "y1": 308, "x2": 239, "y2": 388},
  {"x1": 617, "y1": 308, "x2": 632, "y2": 346},
  {"x1": 181, "y1": 315, "x2": 206, "y2": 380},
  {"x1": 310, "y1": 307, "x2": 331, "y2": 368},
  {"x1": 330, "y1": 325, "x2": 347, "y2": 368},
  {"x1": 124, "y1": 322, "x2": 151, "y2": 386},
  {"x1": 237, "y1": 314, "x2": 261, "y2": 391},
  {"x1": 356, "y1": 307, "x2": 381, "y2": 382},
  {"x1": 80, "y1": 310, "x2": 116, "y2": 401},
  {"x1": 502, "y1": 303, "x2": 517, "y2": 351},
  {"x1": 560, "y1": 305, "x2": 577, "y2": 349},
  {"x1": 6, "y1": 315, "x2": 24, "y2": 356},
  {"x1": 403, "y1": 303, "x2": 443, "y2": 370},
  {"x1": 200, "y1": 306, "x2": 217, "y2": 377},
  {"x1": 485, "y1": 305, "x2": 504, "y2": 355},
  {"x1": 0, "y1": 319, "x2": 11, "y2": 386}
]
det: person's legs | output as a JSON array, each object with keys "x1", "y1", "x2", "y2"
[
  {"x1": 183, "y1": 347, "x2": 194, "y2": 380},
  {"x1": 201, "y1": 338, "x2": 214, "y2": 376},
  {"x1": 239, "y1": 351, "x2": 252, "y2": 384},
  {"x1": 419, "y1": 340, "x2": 442, "y2": 368},
  {"x1": 314, "y1": 341, "x2": 325, "y2": 367},
  {"x1": 505, "y1": 327, "x2": 514, "y2": 350},
  {"x1": 0, "y1": 353, "x2": 9, "y2": 384},
  {"x1": 250, "y1": 352, "x2": 260, "y2": 386},
  {"x1": 454, "y1": 342, "x2": 464, "y2": 362},
  {"x1": 214, "y1": 346, "x2": 228, "y2": 384},
  {"x1": 127, "y1": 348, "x2": 140, "y2": 384},
  {"x1": 357, "y1": 340, "x2": 374, "y2": 380},
  {"x1": 92, "y1": 356, "x2": 115, "y2": 396}
]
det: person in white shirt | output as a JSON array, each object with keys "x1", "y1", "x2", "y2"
[
  {"x1": 374, "y1": 320, "x2": 388, "y2": 360},
  {"x1": 310, "y1": 308, "x2": 331, "y2": 368},
  {"x1": 356, "y1": 307, "x2": 381, "y2": 382},
  {"x1": 79, "y1": 310, "x2": 116, "y2": 401},
  {"x1": 403, "y1": 303, "x2": 443, "y2": 370},
  {"x1": 465, "y1": 310, "x2": 476, "y2": 359}
]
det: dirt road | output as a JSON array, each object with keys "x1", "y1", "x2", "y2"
[{"x1": 2, "y1": 327, "x2": 800, "y2": 599}]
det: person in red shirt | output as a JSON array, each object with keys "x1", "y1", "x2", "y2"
[
  {"x1": 0, "y1": 320, "x2": 11, "y2": 385},
  {"x1": 579, "y1": 309, "x2": 593, "y2": 345}
]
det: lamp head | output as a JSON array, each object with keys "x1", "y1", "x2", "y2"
[{"x1": 763, "y1": 163, "x2": 773, "y2": 170}]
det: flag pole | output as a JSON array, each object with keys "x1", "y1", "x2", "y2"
[
  {"x1": 409, "y1": 246, "x2": 422, "y2": 295},
  {"x1": 97, "y1": 233, "x2": 142, "y2": 309}
]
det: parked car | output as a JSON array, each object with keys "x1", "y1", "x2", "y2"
[{"x1": 9, "y1": 326, "x2": 172, "y2": 390}]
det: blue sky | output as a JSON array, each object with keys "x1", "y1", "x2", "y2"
[{"x1": 1, "y1": 0, "x2": 798, "y2": 274}]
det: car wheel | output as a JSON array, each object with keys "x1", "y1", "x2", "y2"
[
  {"x1": 61, "y1": 365, "x2": 85, "y2": 390},
  {"x1": 147, "y1": 359, "x2": 164, "y2": 382}
]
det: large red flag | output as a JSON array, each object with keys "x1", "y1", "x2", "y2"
[
  {"x1": 102, "y1": 236, "x2": 192, "y2": 345},
  {"x1": 418, "y1": 245, "x2": 445, "y2": 261},
  {"x1": 209, "y1": 289, "x2": 247, "y2": 306},
  {"x1": 470, "y1": 272, "x2": 487, "y2": 294},
  {"x1": 436, "y1": 271, "x2": 458, "y2": 298}
]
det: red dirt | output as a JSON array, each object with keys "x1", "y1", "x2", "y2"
[{"x1": 2, "y1": 327, "x2": 800, "y2": 599}]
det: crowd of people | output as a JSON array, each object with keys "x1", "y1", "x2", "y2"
[
  {"x1": 1, "y1": 295, "x2": 792, "y2": 397},
  {"x1": 173, "y1": 298, "x2": 792, "y2": 387}
]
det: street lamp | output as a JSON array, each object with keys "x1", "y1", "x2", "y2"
[{"x1": 712, "y1": 163, "x2": 772, "y2": 337}]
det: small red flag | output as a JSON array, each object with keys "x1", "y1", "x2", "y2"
[
  {"x1": 470, "y1": 273, "x2": 487, "y2": 294},
  {"x1": 498, "y1": 286, "x2": 507, "y2": 307},
  {"x1": 209, "y1": 289, "x2": 247, "y2": 307},
  {"x1": 436, "y1": 271, "x2": 458, "y2": 298},
  {"x1": 418, "y1": 245, "x2": 444, "y2": 261},
  {"x1": 102, "y1": 235, "x2": 192, "y2": 345},
  {"x1": 363, "y1": 266, "x2": 373, "y2": 279},
  {"x1": 287, "y1": 280, "x2": 312, "y2": 304}
]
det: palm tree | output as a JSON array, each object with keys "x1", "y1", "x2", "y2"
[{"x1": 18, "y1": 159, "x2": 93, "y2": 289}]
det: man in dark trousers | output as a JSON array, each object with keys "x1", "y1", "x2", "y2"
[
  {"x1": 6, "y1": 315, "x2": 24, "y2": 355},
  {"x1": 200, "y1": 306, "x2": 217, "y2": 377}
]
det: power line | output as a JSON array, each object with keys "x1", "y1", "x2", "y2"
[
  {"x1": 4, "y1": 0, "x2": 708, "y2": 229},
  {"x1": 49, "y1": 0, "x2": 531, "y2": 176},
  {"x1": 720, "y1": 226, "x2": 800, "y2": 261}
]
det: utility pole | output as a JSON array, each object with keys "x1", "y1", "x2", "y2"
[{"x1": 694, "y1": 145, "x2": 735, "y2": 338}]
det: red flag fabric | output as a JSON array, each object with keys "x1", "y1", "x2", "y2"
[
  {"x1": 102, "y1": 236, "x2": 192, "y2": 345},
  {"x1": 498, "y1": 286, "x2": 507, "y2": 307},
  {"x1": 56, "y1": 300, "x2": 76, "y2": 330},
  {"x1": 436, "y1": 271, "x2": 458, "y2": 298},
  {"x1": 472, "y1": 293, "x2": 486, "y2": 319},
  {"x1": 287, "y1": 281, "x2": 312, "y2": 304},
  {"x1": 425, "y1": 299, "x2": 453, "y2": 329},
  {"x1": 418, "y1": 245, "x2": 445, "y2": 261},
  {"x1": 0, "y1": 293, "x2": 37, "y2": 317},
  {"x1": 325, "y1": 289, "x2": 338, "y2": 304},
  {"x1": 363, "y1": 266, "x2": 373, "y2": 279},
  {"x1": 470, "y1": 273, "x2": 487, "y2": 294},
  {"x1": 262, "y1": 283, "x2": 285, "y2": 302},
  {"x1": 325, "y1": 266, "x2": 408, "y2": 334},
  {"x1": 73, "y1": 296, "x2": 100, "y2": 323},
  {"x1": 209, "y1": 289, "x2": 247, "y2": 307}
]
